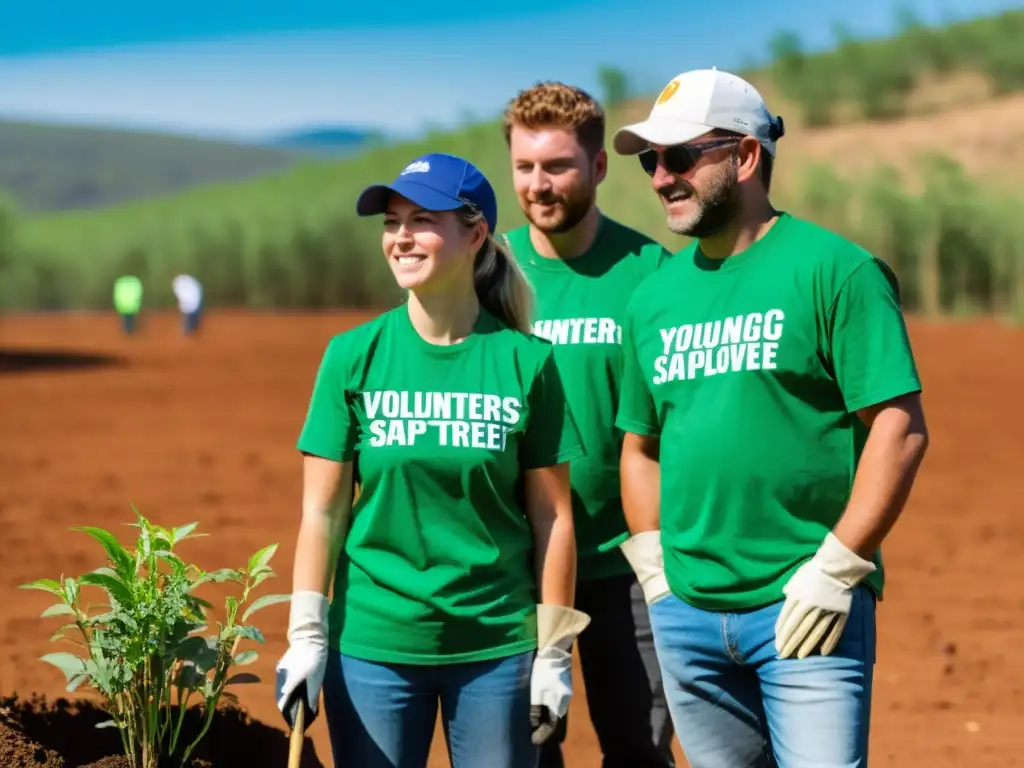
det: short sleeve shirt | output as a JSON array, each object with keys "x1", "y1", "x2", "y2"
[
  {"x1": 298, "y1": 306, "x2": 585, "y2": 663},
  {"x1": 503, "y1": 216, "x2": 672, "y2": 580},
  {"x1": 617, "y1": 213, "x2": 922, "y2": 610}
]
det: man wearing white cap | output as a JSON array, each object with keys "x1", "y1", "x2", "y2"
[
  {"x1": 611, "y1": 68, "x2": 930, "y2": 766},
  {"x1": 172, "y1": 273, "x2": 203, "y2": 336}
]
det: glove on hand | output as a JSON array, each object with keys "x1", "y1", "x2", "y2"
[
  {"x1": 275, "y1": 590, "x2": 329, "y2": 730},
  {"x1": 530, "y1": 603, "x2": 591, "y2": 745},
  {"x1": 775, "y1": 532, "x2": 876, "y2": 659},
  {"x1": 619, "y1": 530, "x2": 671, "y2": 605}
]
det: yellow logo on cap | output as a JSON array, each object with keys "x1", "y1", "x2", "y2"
[{"x1": 656, "y1": 80, "x2": 680, "y2": 104}]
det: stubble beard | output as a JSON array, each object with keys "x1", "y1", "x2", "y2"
[
  {"x1": 526, "y1": 176, "x2": 596, "y2": 235},
  {"x1": 665, "y1": 163, "x2": 740, "y2": 239}
]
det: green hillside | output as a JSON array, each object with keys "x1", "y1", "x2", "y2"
[
  {"x1": 0, "y1": 120, "x2": 306, "y2": 212},
  {"x1": 758, "y1": 6, "x2": 1024, "y2": 125},
  {"x1": 2, "y1": 7, "x2": 1023, "y2": 319}
]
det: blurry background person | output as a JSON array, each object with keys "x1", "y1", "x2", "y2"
[
  {"x1": 172, "y1": 273, "x2": 203, "y2": 336},
  {"x1": 112, "y1": 274, "x2": 143, "y2": 334}
]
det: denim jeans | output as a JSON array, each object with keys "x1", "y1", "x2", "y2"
[
  {"x1": 539, "y1": 572, "x2": 675, "y2": 768},
  {"x1": 181, "y1": 309, "x2": 201, "y2": 335},
  {"x1": 322, "y1": 649, "x2": 538, "y2": 768},
  {"x1": 649, "y1": 585, "x2": 876, "y2": 768},
  {"x1": 119, "y1": 312, "x2": 137, "y2": 334}
]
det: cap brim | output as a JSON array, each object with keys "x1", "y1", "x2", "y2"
[
  {"x1": 356, "y1": 178, "x2": 464, "y2": 217},
  {"x1": 612, "y1": 117, "x2": 714, "y2": 155}
]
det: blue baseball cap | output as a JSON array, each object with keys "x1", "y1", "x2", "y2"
[{"x1": 356, "y1": 152, "x2": 498, "y2": 233}]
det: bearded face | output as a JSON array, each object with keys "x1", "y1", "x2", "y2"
[
  {"x1": 658, "y1": 156, "x2": 740, "y2": 239},
  {"x1": 509, "y1": 125, "x2": 603, "y2": 235},
  {"x1": 521, "y1": 169, "x2": 596, "y2": 234},
  {"x1": 643, "y1": 139, "x2": 742, "y2": 239}
]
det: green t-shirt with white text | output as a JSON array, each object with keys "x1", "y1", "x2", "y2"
[
  {"x1": 503, "y1": 216, "x2": 672, "y2": 581},
  {"x1": 616, "y1": 212, "x2": 922, "y2": 611},
  {"x1": 297, "y1": 305, "x2": 585, "y2": 664}
]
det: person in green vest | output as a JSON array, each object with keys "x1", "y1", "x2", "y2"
[
  {"x1": 611, "y1": 67, "x2": 930, "y2": 767},
  {"x1": 273, "y1": 152, "x2": 592, "y2": 768},
  {"x1": 498, "y1": 81, "x2": 676, "y2": 768},
  {"x1": 112, "y1": 275, "x2": 143, "y2": 334}
]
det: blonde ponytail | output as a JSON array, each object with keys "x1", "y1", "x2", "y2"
[{"x1": 457, "y1": 208, "x2": 534, "y2": 334}]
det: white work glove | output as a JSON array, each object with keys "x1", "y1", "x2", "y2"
[
  {"x1": 619, "y1": 530, "x2": 671, "y2": 605},
  {"x1": 274, "y1": 590, "x2": 329, "y2": 730},
  {"x1": 774, "y1": 532, "x2": 876, "y2": 659},
  {"x1": 530, "y1": 603, "x2": 591, "y2": 745}
]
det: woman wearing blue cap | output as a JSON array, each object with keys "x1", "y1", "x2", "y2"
[{"x1": 274, "y1": 152, "x2": 592, "y2": 767}]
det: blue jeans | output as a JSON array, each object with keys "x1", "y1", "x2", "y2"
[
  {"x1": 649, "y1": 586, "x2": 876, "y2": 768},
  {"x1": 322, "y1": 650, "x2": 538, "y2": 768},
  {"x1": 181, "y1": 309, "x2": 201, "y2": 335},
  {"x1": 119, "y1": 312, "x2": 137, "y2": 334}
]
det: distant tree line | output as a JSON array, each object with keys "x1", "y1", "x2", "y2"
[
  {"x1": 767, "y1": 7, "x2": 1024, "y2": 124},
  {"x1": 1, "y1": 144, "x2": 1020, "y2": 322}
]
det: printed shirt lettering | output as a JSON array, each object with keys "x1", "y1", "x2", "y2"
[
  {"x1": 531, "y1": 317, "x2": 623, "y2": 346},
  {"x1": 361, "y1": 390, "x2": 520, "y2": 450},
  {"x1": 651, "y1": 309, "x2": 785, "y2": 384}
]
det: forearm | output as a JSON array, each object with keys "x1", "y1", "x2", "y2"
[
  {"x1": 621, "y1": 433, "x2": 661, "y2": 533},
  {"x1": 618, "y1": 434, "x2": 672, "y2": 604},
  {"x1": 291, "y1": 508, "x2": 348, "y2": 595},
  {"x1": 291, "y1": 457, "x2": 354, "y2": 596},
  {"x1": 526, "y1": 465, "x2": 577, "y2": 607},
  {"x1": 833, "y1": 399, "x2": 929, "y2": 559},
  {"x1": 532, "y1": 509, "x2": 576, "y2": 606}
]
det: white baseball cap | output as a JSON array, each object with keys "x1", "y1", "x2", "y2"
[{"x1": 613, "y1": 68, "x2": 785, "y2": 157}]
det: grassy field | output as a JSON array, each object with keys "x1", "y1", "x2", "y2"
[{"x1": 1, "y1": 8, "x2": 1022, "y2": 319}]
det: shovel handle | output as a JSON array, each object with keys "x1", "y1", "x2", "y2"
[{"x1": 287, "y1": 698, "x2": 305, "y2": 768}]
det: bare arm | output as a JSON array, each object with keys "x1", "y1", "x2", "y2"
[
  {"x1": 291, "y1": 454, "x2": 355, "y2": 596},
  {"x1": 523, "y1": 463, "x2": 577, "y2": 607},
  {"x1": 621, "y1": 432, "x2": 661, "y2": 534},
  {"x1": 832, "y1": 392, "x2": 929, "y2": 559}
]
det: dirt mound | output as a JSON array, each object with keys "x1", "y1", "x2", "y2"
[
  {"x1": 0, "y1": 716, "x2": 63, "y2": 767},
  {"x1": 0, "y1": 694, "x2": 322, "y2": 768}
]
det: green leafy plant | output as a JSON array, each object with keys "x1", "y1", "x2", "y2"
[{"x1": 19, "y1": 507, "x2": 292, "y2": 768}]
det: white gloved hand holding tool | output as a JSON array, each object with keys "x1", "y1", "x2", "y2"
[
  {"x1": 530, "y1": 603, "x2": 591, "y2": 745},
  {"x1": 619, "y1": 530, "x2": 671, "y2": 605},
  {"x1": 275, "y1": 590, "x2": 329, "y2": 730},
  {"x1": 774, "y1": 532, "x2": 876, "y2": 659}
]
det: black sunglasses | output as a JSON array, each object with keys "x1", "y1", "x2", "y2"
[{"x1": 638, "y1": 137, "x2": 741, "y2": 176}]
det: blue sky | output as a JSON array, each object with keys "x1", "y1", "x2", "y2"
[{"x1": 0, "y1": 0, "x2": 1017, "y2": 140}]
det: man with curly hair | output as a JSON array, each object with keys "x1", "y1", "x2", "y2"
[{"x1": 498, "y1": 80, "x2": 677, "y2": 768}]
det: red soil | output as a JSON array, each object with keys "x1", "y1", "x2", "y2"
[{"x1": 0, "y1": 310, "x2": 1021, "y2": 766}]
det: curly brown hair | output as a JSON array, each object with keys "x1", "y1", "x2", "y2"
[{"x1": 501, "y1": 81, "x2": 605, "y2": 159}]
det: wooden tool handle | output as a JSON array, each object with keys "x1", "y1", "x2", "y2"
[{"x1": 287, "y1": 699, "x2": 305, "y2": 768}]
